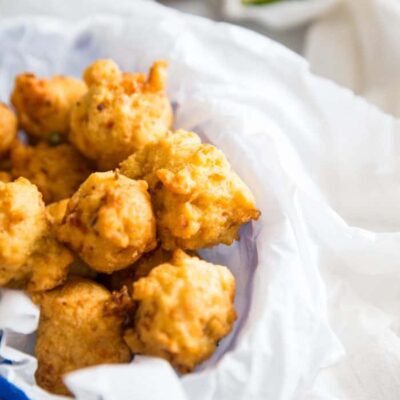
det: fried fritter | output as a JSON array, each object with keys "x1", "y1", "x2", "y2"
[
  {"x1": 26, "y1": 234, "x2": 73, "y2": 293},
  {"x1": 11, "y1": 73, "x2": 86, "y2": 139},
  {"x1": 0, "y1": 103, "x2": 17, "y2": 156},
  {"x1": 0, "y1": 178, "x2": 47, "y2": 285},
  {"x1": 46, "y1": 200, "x2": 98, "y2": 280},
  {"x1": 11, "y1": 141, "x2": 92, "y2": 204},
  {"x1": 35, "y1": 278, "x2": 132, "y2": 395},
  {"x1": 124, "y1": 249, "x2": 236, "y2": 373},
  {"x1": 0, "y1": 178, "x2": 71, "y2": 291},
  {"x1": 69, "y1": 59, "x2": 173, "y2": 169},
  {"x1": 120, "y1": 129, "x2": 260, "y2": 250},
  {"x1": 57, "y1": 171, "x2": 157, "y2": 273}
]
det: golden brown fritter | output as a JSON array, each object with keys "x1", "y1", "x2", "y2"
[
  {"x1": 11, "y1": 73, "x2": 86, "y2": 139},
  {"x1": 35, "y1": 278, "x2": 132, "y2": 395},
  {"x1": 57, "y1": 171, "x2": 157, "y2": 273},
  {"x1": 120, "y1": 129, "x2": 260, "y2": 250},
  {"x1": 0, "y1": 178, "x2": 72, "y2": 291},
  {"x1": 0, "y1": 177, "x2": 47, "y2": 286},
  {"x1": 103, "y1": 247, "x2": 172, "y2": 294},
  {"x1": 0, "y1": 103, "x2": 17, "y2": 156},
  {"x1": 69, "y1": 59, "x2": 173, "y2": 170},
  {"x1": 26, "y1": 234, "x2": 73, "y2": 293},
  {"x1": 124, "y1": 250, "x2": 236, "y2": 373},
  {"x1": 46, "y1": 200, "x2": 98, "y2": 281},
  {"x1": 11, "y1": 141, "x2": 92, "y2": 203}
]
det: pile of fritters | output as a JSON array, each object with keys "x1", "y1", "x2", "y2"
[{"x1": 0, "y1": 59, "x2": 260, "y2": 395}]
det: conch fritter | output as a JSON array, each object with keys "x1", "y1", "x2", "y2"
[
  {"x1": 35, "y1": 278, "x2": 132, "y2": 395},
  {"x1": 120, "y1": 129, "x2": 260, "y2": 250},
  {"x1": 26, "y1": 234, "x2": 73, "y2": 293},
  {"x1": 46, "y1": 200, "x2": 98, "y2": 281},
  {"x1": 11, "y1": 141, "x2": 92, "y2": 204},
  {"x1": 124, "y1": 249, "x2": 236, "y2": 373},
  {"x1": 69, "y1": 59, "x2": 173, "y2": 169},
  {"x1": 0, "y1": 103, "x2": 17, "y2": 156},
  {"x1": 57, "y1": 171, "x2": 157, "y2": 273},
  {"x1": 11, "y1": 73, "x2": 86, "y2": 139},
  {"x1": 0, "y1": 178, "x2": 47, "y2": 286}
]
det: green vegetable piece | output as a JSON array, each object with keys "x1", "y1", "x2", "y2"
[{"x1": 47, "y1": 132, "x2": 63, "y2": 146}]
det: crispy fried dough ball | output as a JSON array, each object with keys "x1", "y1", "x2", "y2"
[
  {"x1": 124, "y1": 250, "x2": 236, "y2": 373},
  {"x1": 11, "y1": 73, "x2": 86, "y2": 139},
  {"x1": 26, "y1": 234, "x2": 73, "y2": 293},
  {"x1": 57, "y1": 171, "x2": 157, "y2": 273},
  {"x1": 11, "y1": 141, "x2": 92, "y2": 203},
  {"x1": 46, "y1": 200, "x2": 98, "y2": 281},
  {"x1": 69, "y1": 60, "x2": 173, "y2": 169},
  {"x1": 0, "y1": 178, "x2": 72, "y2": 290},
  {"x1": 120, "y1": 130, "x2": 260, "y2": 250},
  {"x1": 35, "y1": 278, "x2": 132, "y2": 395},
  {"x1": 0, "y1": 103, "x2": 17, "y2": 155},
  {"x1": 27, "y1": 200, "x2": 73, "y2": 293},
  {"x1": 0, "y1": 178, "x2": 47, "y2": 285}
]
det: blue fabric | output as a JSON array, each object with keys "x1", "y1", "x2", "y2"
[
  {"x1": 0, "y1": 375, "x2": 30, "y2": 400},
  {"x1": 0, "y1": 332, "x2": 30, "y2": 400}
]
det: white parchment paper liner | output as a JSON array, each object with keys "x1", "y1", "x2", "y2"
[{"x1": 0, "y1": 2, "x2": 399, "y2": 399}]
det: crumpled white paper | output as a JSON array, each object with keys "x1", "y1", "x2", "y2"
[{"x1": 0, "y1": 2, "x2": 399, "y2": 400}]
